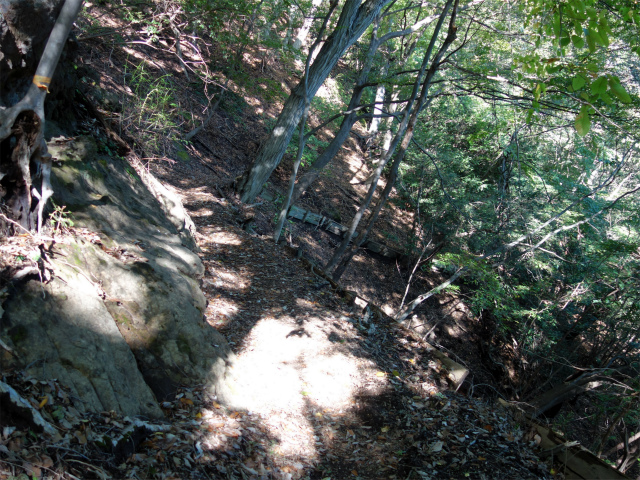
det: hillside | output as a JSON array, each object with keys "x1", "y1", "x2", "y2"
[{"x1": 1, "y1": 0, "x2": 639, "y2": 479}]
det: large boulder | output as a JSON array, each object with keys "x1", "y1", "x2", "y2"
[
  {"x1": 0, "y1": 136, "x2": 235, "y2": 417},
  {"x1": 2, "y1": 269, "x2": 164, "y2": 418}
]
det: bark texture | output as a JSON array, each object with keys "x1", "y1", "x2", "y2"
[
  {"x1": 0, "y1": 0, "x2": 64, "y2": 105},
  {"x1": 0, "y1": 0, "x2": 80, "y2": 231},
  {"x1": 237, "y1": 0, "x2": 391, "y2": 203}
]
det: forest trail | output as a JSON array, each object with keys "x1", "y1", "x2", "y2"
[
  {"x1": 141, "y1": 155, "x2": 548, "y2": 479},
  {"x1": 0, "y1": 3, "x2": 563, "y2": 477}
]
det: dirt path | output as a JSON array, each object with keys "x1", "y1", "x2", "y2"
[{"x1": 140, "y1": 157, "x2": 548, "y2": 479}]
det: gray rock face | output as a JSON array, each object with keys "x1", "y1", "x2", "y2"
[
  {"x1": 0, "y1": 136, "x2": 235, "y2": 418},
  {"x1": 2, "y1": 271, "x2": 163, "y2": 418}
]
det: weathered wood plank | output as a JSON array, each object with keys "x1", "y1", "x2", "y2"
[
  {"x1": 287, "y1": 204, "x2": 403, "y2": 259},
  {"x1": 532, "y1": 423, "x2": 631, "y2": 480}
]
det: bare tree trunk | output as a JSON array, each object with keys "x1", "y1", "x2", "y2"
[
  {"x1": 290, "y1": 8, "x2": 443, "y2": 204},
  {"x1": 236, "y1": 0, "x2": 392, "y2": 203},
  {"x1": 0, "y1": 0, "x2": 83, "y2": 232},
  {"x1": 289, "y1": 16, "x2": 383, "y2": 205},
  {"x1": 273, "y1": 3, "x2": 336, "y2": 243},
  {"x1": 382, "y1": 88, "x2": 400, "y2": 154},
  {"x1": 325, "y1": 0, "x2": 459, "y2": 277},
  {"x1": 293, "y1": 0, "x2": 323, "y2": 50},
  {"x1": 331, "y1": 94, "x2": 436, "y2": 280},
  {"x1": 368, "y1": 60, "x2": 389, "y2": 135}
]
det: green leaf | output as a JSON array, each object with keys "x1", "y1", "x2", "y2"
[
  {"x1": 571, "y1": 35, "x2": 584, "y2": 48},
  {"x1": 575, "y1": 105, "x2": 591, "y2": 136},
  {"x1": 590, "y1": 76, "x2": 607, "y2": 94},
  {"x1": 553, "y1": 12, "x2": 562, "y2": 38},
  {"x1": 609, "y1": 82, "x2": 632, "y2": 103},
  {"x1": 572, "y1": 74, "x2": 586, "y2": 90},
  {"x1": 600, "y1": 92, "x2": 612, "y2": 104},
  {"x1": 526, "y1": 108, "x2": 535, "y2": 124},
  {"x1": 598, "y1": 16, "x2": 612, "y2": 35},
  {"x1": 586, "y1": 30, "x2": 597, "y2": 52},
  {"x1": 560, "y1": 36, "x2": 571, "y2": 47},
  {"x1": 597, "y1": 26, "x2": 609, "y2": 46}
]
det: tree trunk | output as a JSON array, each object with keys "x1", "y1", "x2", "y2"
[
  {"x1": 0, "y1": 0, "x2": 83, "y2": 232},
  {"x1": 290, "y1": 21, "x2": 381, "y2": 204},
  {"x1": 293, "y1": 0, "x2": 323, "y2": 50},
  {"x1": 330, "y1": 115, "x2": 417, "y2": 281},
  {"x1": 368, "y1": 60, "x2": 389, "y2": 135},
  {"x1": 236, "y1": 0, "x2": 392, "y2": 203},
  {"x1": 325, "y1": 0, "x2": 459, "y2": 277},
  {"x1": 290, "y1": 7, "x2": 441, "y2": 204},
  {"x1": 0, "y1": 0, "x2": 65, "y2": 105},
  {"x1": 381, "y1": 88, "x2": 400, "y2": 154}
]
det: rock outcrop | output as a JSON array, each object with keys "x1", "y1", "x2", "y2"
[{"x1": 0, "y1": 136, "x2": 235, "y2": 418}]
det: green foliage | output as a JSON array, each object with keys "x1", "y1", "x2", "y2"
[
  {"x1": 518, "y1": 0, "x2": 639, "y2": 136},
  {"x1": 49, "y1": 203, "x2": 74, "y2": 234},
  {"x1": 123, "y1": 61, "x2": 180, "y2": 155},
  {"x1": 285, "y1": 130, "x2": 329, "y2": 168}
]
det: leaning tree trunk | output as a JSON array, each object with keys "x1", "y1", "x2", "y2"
[
  {"x1": 289, "y1": 20, "x2": 382, "y2": 205},
  {"x1": 325, "y1": 0, "x2": 458, "y2": 276},
  {"x1": 0, "y1": 0, "x2": 83, "y2": 232},
  {"x1": 289, "y1": 8, "x2": 440, "y2": 204},
  {"x1": 293, "y1": 0, "x2": 323, "y2": 50},
  {"x1": 236, "y1": 0, "x2": 391, "y2": 203}
]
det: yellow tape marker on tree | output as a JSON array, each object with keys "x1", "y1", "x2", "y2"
[{"x1": 33, "y1": 75, "x2": 52, "y2": 93}]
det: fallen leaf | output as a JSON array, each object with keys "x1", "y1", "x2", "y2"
[
  {"x1": 38, "y1": 396, "x2": 48, "y2": 409},
  {"x1": 180, "y1": 398, "x2": 194, "y2": 406},
  {"x1": 23, "y1": 463, "x2": 41, "y2": 477},
  {"x1": 381, "y1": 426, "x2": 390, "y2": 433},
  {"x1": 376, "y1": 371, "x2": 386, "y2": 377},
  {"x1": 429, "y1": 441, "x2": 444, "y2": 452},
  {"x1": 74, "y1": 431, "x2": 87, "y2": 445},
  {"x1": 129, "y1": 453, "x2": 148, "y2": 463}
]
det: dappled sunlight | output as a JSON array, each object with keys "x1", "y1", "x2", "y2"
[
  {"x1": 209, "y1": 230, "x2": 243, "y2": 245},
  {"x1": 204, "y1": 297, "x2": 240, "y2": 327},
  {"x1": 223, "y1": 311, "x2": 387, "y2": 464},
  {"x1": 188, "y1": 206, "x2": 217, "y2": 218},
  {"x1": 316, "y1": 77, "x2": 342, "y2": 104},
  {"x1": 302, "y1": 353, "x2": 362, "y2": 410}
]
